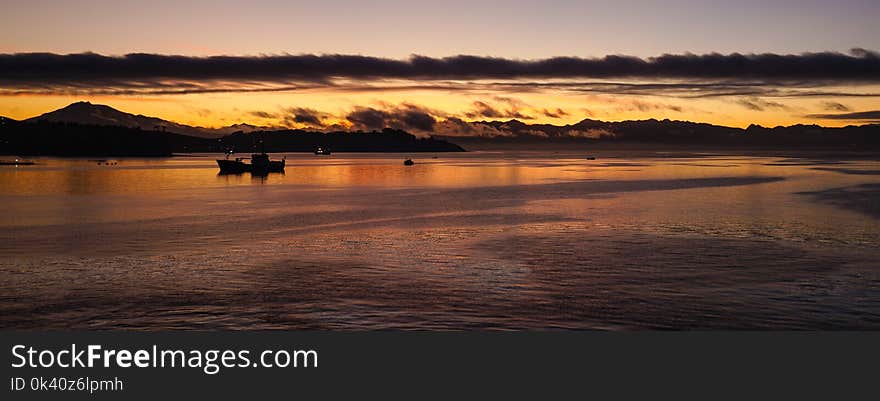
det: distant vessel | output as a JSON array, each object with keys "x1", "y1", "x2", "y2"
[
  {"x1": 314, "y1": 147, "x2": 331, "y2": 155},
  {"x1": 0, "y1": 158, "x2": 35, "y2": 166},
  {"x1": 585, "y1": 156, "x2": 596, "y2": 160},
  {"x1": 217, "y1": 153, "x2": 285, "y2": 174},
  {"x1": 403, "y1": 159, "x2": 414, "y2": 166}
]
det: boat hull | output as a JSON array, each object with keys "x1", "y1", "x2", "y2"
[{"x1": 217, "y1": 159, "x2": 285, "y2": 174}]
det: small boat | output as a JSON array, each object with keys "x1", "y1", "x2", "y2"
[
  {"x1": 585, "y1": 156, "x2": 596, "y2": 160},
  {"x1": 314, "y1": 147, "x2": 331, "y2": 155},
  {"x1": 403, "y1": 159, "x2": 415, "y2": 166},
  {"x1": 0, "y1": 158, "x2": 35, "y2": 166},
  {"x1": 217, "y1": 152, "x2": 285, "y2": 174}
]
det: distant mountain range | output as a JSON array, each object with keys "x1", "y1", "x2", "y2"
[
  {"x1": 22, "y1": 101, "x2": 271, "y2": 138},
  {"x1": 436, "y1": 118, "x2": 880, "y2": 148},
  {"x1": 0, "y1": 103, "x2": 466, "y2": 156},
  {"x1": 3, "y1": 102, "x2": 879, "y2": 156}
]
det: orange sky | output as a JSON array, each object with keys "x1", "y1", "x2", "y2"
[
  {"x1": 2, "y1": 81, "x2": 879, "y2": 130},
  {"x1": 2, "y1": 1, "x2": 878, "y2": 130}
]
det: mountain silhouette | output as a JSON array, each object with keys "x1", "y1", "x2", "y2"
[
  {"x1": 6, "y1": 102, "x2": 879, "y2": 156},
  {"x1": 439, "y1": 117, "x2": 880, "y2": 148},
  {"x1": 0, "y1": 118, "x2": 465, "y2": 157},
  {"x1": 25, "y1": 101, "x2": 271, "y2": 138}
]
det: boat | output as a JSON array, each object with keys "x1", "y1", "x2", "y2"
[
  {"x1": 314, "y1": 147, "x2": 331, "y2": 155},
  {"x1": 585, "y1": 156, "x2": 596, "y2": 160},
  {"x1": 0, "y1": 158, "x2": 35, "y2": 166},
  {"x1": 217, "y1": 152, "x2": 285, "y2": 174},
  {"x1": 403, "y1": 159, "x2": 415, "y2": 166}
]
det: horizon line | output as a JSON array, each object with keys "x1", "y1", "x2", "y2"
[{"x1": 7, "y1": 100, "x2": 878, "y2": 133}]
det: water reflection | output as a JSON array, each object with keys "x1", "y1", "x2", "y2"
[{"x1": 0, "y1": 152, "x2": 878, "y2": 329}]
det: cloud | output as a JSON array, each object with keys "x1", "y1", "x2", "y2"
[
  {"x1": 588, "y1": 95, "x2": 684, "y2": 113},
  {"x1": 345, "y1": 103, "x2": 437, "y2": 132},
  {"x1": 492, "y1": 96, "x2": 530, "y2": 108},
  {"x1": 249, "y1": 110, "x2": 278, "y2": 119},
  {"x1": 821, "y1": 101, "x2": 851, "y2": 112},
  {"x1": 245, "y1": 101, "x2": 565, "y2": 134},
  {"x1": 464, "y1": 100, "x2": 534, "y2": 120},
  {"x1": 541, "y1": 108, "x2": 569, "y2": 118},
  {"x1": 735, "y1": 97, "x2": 792, "y2": 111},
  {"x1": 193, "y1": 108, "x2": 213, "y2": 118},
  {"x1": 432, "y1": 117, "x2": 512, "y2": 137},
  {"x1": 345, "y1": 108, "x2": 385, "y2": 130},
  {"x1": 0, "y1": 83, "x2": 321, "y2": 96},
  {"x1": 447, "y1": 81, "x2": 880, "y2": 100},
  {"x1": 465, "y1": 101, "x2": 502, "y2": 119},
  {"x1": 804, "y1": 110, "x2": 880, "y2": 120},
  {"x1": 333, "y1": 80, "x2": 880, "y2": 99},
  {"x1": 628, "y1": 99, "x2": 683, "y2": 113},
  {"x1": 1, "y1": 49, "x2": 878, "y2": 94},
  {"x1": 400, "y1": 108, "x2": 436, "y2": 131},
  {"x1": 282, "y1": 107, "x2": 329, "y2": 127}
]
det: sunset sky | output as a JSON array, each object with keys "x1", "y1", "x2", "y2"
[{"x1": 1, "y1": 0, "x2": 879, "y2": 131}]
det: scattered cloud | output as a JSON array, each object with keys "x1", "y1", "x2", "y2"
[
  {"x1": 432, "y1": 117, "x2": 512, "y2": 137},
  {"x1": 242, "y1": 102, "x2": 577, "y2": 134},
  {"x1": 492, "y1": 96, "x2": 530, "y2": 108},
  {"x1": 821, "y1": 101, "x2": 851, "y2": 112},
  {"x1": 249, "y1": 110, "x2": 278, "y2": 119},
  {"x1": 282, "y1": 107, "x2": 331, "y2": 127},
  {"x1": 735, "y1": 97, "x2": 792, "y2": 111},
  {"x1": 464, "y1": 100, "x2": 535, "y2": 120},
  {"x1": 541, "y1": 108, "x2": 569, "y2": 118},
  {"x1": 192, "y1": 108, "x2": 213, "y2": 118},
  {"x1": 332, "y1": 80, "x2": 880, "y2": 100},
  {"x1": 585, "y1": 95, "x2": 685, "y2": 113},
  {"x1": 804, "y1": 110, "x2": 880, "y2": 120},
  {"x1": 627, "y1": 99, "x2": 683, "y2": 113},
  {"x1": 345, "y1": 103, "x2": 438, "y2": 132}
]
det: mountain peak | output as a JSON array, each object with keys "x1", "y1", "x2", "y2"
[
  {"x1": 24, "y1": 102, "x2": 264, "y2": 138},
  {"x1": 62, "y1": 100, "x2": 98, "y2": 110},
  {"x1": 23, "y1": 101, "x2": 224, "y2": 137},
  {"x1": 47, "y1": 100, "x2": 130, "y2": 114},
  {"x1": 29, "y1": 101, "x2": 137, "y2": 125}
]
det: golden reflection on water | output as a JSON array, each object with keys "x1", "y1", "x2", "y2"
[
  {"x1": 0, "y1": 153, "x2": 874, "y2": 196},
  {"x1": 0, "y1": 153, "x2": 877, "y2": 206},
  {"x1": 0, "y1": 155, "x2": 568, "y2": 195},
  {"x1": 1, "y1": 152, "x2": 877, "y2": 239},
  {"x1": 0, "y1": 153, "x2": 847, "y2": 195}
]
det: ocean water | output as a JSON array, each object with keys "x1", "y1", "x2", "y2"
[{"x1": 0, "y1": 151, "x2": 878, "y2": 330}]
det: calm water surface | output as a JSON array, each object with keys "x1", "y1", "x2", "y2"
[{"x1": 1, "y1": 151, "x2": 878, "y2": 329}]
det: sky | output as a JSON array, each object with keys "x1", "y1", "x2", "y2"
[{"x1": 1, "y1": 0, "x2": 879, "y2": 131}]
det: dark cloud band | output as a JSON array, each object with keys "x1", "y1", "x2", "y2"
[
  {"x1": 805, "y1": 110, "x2": 880, "y2": 120},
  {"x1": 1, "y1": 49, "x2": 878, "y2": 89}
]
